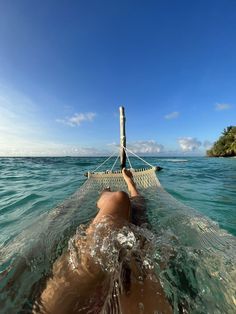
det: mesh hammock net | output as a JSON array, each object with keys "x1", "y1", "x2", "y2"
[
  {"x1": 84, "y1": 167, "x2": 160, "y2": 192},
  {"x1": 1, "y1": 163, "x2": 236, "y2": 313}
]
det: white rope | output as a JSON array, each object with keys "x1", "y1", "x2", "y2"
[
  {"x1": 123, "y1": 146, "x2": 155, "y2": 168},
  {"x1": 92, "y1": 146, "x2": 154, "y2": 173},
  {"x1": 92, "y1": 151, "x2": 117, "y2": 172},
  {"x1": 125, "y1": 149, "x2": 133, "y2": 169},
  {"x1": 110, "y1": 153, "x2": 119, "y2": 172}
]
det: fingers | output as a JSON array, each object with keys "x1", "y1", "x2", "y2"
[
  {"x1": 122, "y1": 167, "x2": 127, "y2": 174},
  {"x1": 122, "y1": 167, "x2": 133, "y2": 178}
]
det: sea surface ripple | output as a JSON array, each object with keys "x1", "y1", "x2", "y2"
[{"x1": 0, "y1": 156, "x2": 235, "y2": 313}]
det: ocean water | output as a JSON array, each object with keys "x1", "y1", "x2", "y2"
[{"x1": 0, "y1": 156, "x2": 236, "y2": 313}]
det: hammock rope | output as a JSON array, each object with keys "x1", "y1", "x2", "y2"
[
  {"x1": 110, "y1": 153, "x2": 119, "y2": 172},
  {"x1": 91, "y1": 146, "x2": 155, "y2": 174},
  {"x1": 92, "y1": 151, "x2": 117, "y2": 172},
  {"x1": 123, "y1": 146, "x2": 155, "y2": 169},
  {"x1": 125, "y1": 148, "x2": 133, "y2": 169}
]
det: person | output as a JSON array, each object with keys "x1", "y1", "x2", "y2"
[{"x1": 34, "y1": 169, "x2": 172, "y2": 314}]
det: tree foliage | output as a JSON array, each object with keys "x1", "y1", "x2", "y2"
[{"x1": 207, "y1": 126, "x2": 236, "y2": 157}]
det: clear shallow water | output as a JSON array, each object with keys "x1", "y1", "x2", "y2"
[{"x1": 0, "y1": 157, "x2": 236, "y2": 313}]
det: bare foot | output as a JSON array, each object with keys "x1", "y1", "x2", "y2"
[{"x1": 122, "y1": 168, "x2": 139, "y2": 197}]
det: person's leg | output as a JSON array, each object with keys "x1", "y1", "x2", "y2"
[
  {"x1": 36, "y1": 190, "x2": 132, "y2": 314},
  {"x1": 93, "y1": 190, "x2": 131, "y2": 225},
  {"x1": 122, "y1": 168, "x2": 147, "y2": 226},
  {"x1": 122, "y1": 168, "x2": 139, "y2": 197}
]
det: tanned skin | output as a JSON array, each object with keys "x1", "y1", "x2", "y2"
[{"x1": 35, "y1": 169, "x2": 172, "y2": 314}]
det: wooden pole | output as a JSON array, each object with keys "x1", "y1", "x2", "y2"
[{"x1": 119, "y1": 106, "x2": 126, "y2": 169}]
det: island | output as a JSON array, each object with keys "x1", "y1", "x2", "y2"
[{"x1": 207, "y1": 126, "x2": 236, "y2": 157}]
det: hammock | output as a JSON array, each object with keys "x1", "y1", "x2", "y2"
[
  {"x1": 85, "y1": 145, "x2": 161, "y2": 193},
  {"x1": 86, "y1": 167, "x2": 159, "y2": 191},
  {"x1": 79, "y1": 106, "x2": 163, "y2": 197},
  {"x1": 82, "y1": 105, "x2": 162, "y2": 193}
]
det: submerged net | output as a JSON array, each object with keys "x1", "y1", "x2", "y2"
[{"x1": 1, "y1": 168, "x2": 236, "y2": 313}]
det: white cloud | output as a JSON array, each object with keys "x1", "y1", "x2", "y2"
[
  {"x1": 128, "y1": 140, "x2": 164, "y2": 154},
  {"x1": 164, "y1": 111, "x2": 179, "y2": 120},
  {"x1": 178, "y1": 137, "x2": 201, "y2": 152},
  {"x1": 0, "y1": 84, "x2": 211, "y2": 157},
  {"x1": 107, "y1": 140, "x2": 164, "y2": 155},
  {"x1": 203, "y1": 140, "x2": 213, "y2": 149},
  {"x1": 0, "y1": 85, "x2": 101, "y2": 156},
  {"x1": 215, "y1": 103, "x2": 232, "y2": 111},
  {"x1": 0, "y1": 138, "x2": 109, "y2": 157},
  {"x1": 56, "y1": 112, "x2": 96, "y2": 127}
]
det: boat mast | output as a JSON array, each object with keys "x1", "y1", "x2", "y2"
[{"x1": 119, "y1": 106, "x2": 126, "y2": 169}]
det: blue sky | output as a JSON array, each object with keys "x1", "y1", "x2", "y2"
[{"x1": 0, "y1": 0, "x2": 235, "y2": 156}]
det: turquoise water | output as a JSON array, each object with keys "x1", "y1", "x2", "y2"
[{"x1": 0, "y1": 157, "x2": 236, "y2": 313}]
